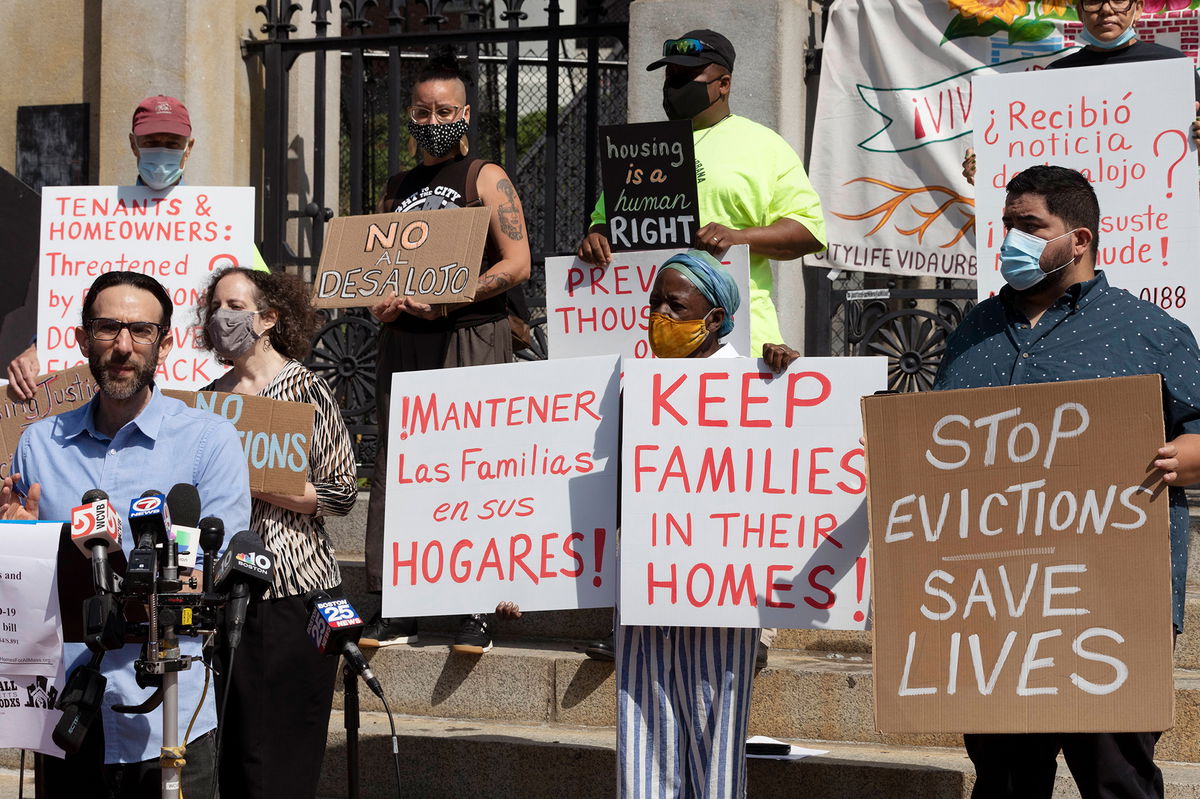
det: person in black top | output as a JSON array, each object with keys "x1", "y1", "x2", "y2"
[
  {"x1": 361, "y1": 47, "x2": 531, "y2": 653},
  {"x1": 965, "y1": 0, "x2": 1200, "y2": 183}
]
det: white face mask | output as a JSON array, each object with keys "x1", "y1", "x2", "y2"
[{"x1": 137, "y1": 147, "x2": 185, "y2": 190}]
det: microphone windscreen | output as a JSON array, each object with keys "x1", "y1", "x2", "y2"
[
  {"x1": 212, "y1": 530, "x2": 275, "y2": 593},
  {"x1": 166, "y1": 483, "x2": 201, "y2": 528},
  {"x1": 81, "y1": 489, "x2": 107, "y2": 504}
]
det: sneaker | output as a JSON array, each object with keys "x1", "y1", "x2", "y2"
[
  {"x1": 584, "y1": 631, "x2": 615, "y2": 662},
  {"x1": 359, "y1": 615, "x2": 418, "y2": 648},
  {"x1": 451, "y1": 614, "x2": 493, "y2": 654}
]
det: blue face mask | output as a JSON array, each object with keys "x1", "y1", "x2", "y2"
[
  {"x1": 137, "y1": 147, "x2": 185, "y2": 190},
  {"x1": 999, "y1": 227, "x2": 1079, "y2": 291},
  {"x1": 1077, "y1": 22, "x2": 1137, "y2": 50}
]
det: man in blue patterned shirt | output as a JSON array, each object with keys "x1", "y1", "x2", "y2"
[{"x1": 935, "y1": 165, "x2": 1200, "y2": 798}]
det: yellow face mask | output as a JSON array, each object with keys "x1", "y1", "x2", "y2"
[{"x1": 648, "y1": 310, "x2": 714, "y2": 358}]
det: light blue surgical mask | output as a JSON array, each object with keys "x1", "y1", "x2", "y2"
[
  {"x1": 1077, "y1": 23, "x2": 1137, "y2": 50},
  {"x1": 137, "y1": 147, "x2": 185, "y2": 190},
  {"x1": 999, "y1": 227, "x2": 1079, "y2": 291}
]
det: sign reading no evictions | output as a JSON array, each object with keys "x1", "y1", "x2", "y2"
[
  {"x1": 312, "y1": 206, "x2": 490, "y2": 309},
  {"x1": 862, "y1": 376, "x2": 1174, "y2": 734},
  {"x1": 600, "y1": 120, "x2": 699, "y2": 252}
]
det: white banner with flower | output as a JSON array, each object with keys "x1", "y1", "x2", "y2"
[{"x1": 807, "y1": 0, "x2": 1200, "y2": 278}]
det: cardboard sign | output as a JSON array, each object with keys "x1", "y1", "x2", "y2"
[
  {"x1": 37, "y1": 186, "x2": 255, "y2": 389},
  {"x1": 163, "y1": 389, "x2": 315, "y2": 495},
  {"x1": 545, "y1": 245, "x2": 752, "y2": 360},
  {"x1": 619, "y1": 356, "x2": 887, "y2": 628},
  {"x1": 0, "y1": 363, "x2": 313, "y2": 494},
  {"x1": 0, "y1": 365, "x2": 98, "y2": 478},
  {"x1": 312, "y1": 206, "x2": 490, "y2": 309},
  {"x1": 862, "y1": 376, "x2": 1174, "y2": 734},
  {"x1": 382, "y1": 355, "x2": 620, "y2": 617},
  {"x1": 600, "y1": 120, "x2": 699, "y2": 252},
  {"x1": 974, "y1": 60, "x2": 1200, "y2": 330}
]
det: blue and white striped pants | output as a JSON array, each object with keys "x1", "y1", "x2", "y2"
[{"x1": 616, "y1": 624, "x2": 759, "y2": 798}]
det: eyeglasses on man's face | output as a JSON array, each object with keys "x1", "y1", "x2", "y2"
[
  {"x1": 1079, "y1": 0, "x2": 1136, "y2": 12},
  {"x1": 86, "y1": 318, "x2": 167, "y2": 345}
]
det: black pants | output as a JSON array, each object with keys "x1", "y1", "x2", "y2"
[
  {"x1": 965, "y1": 732, "x2": 1164, "y2": 799},
  {"x1": 39, "y1": 727, "x2": 216, "y2": 799},
  {"x1": 218, "y1": 592, "x2": 340, "y2": 799}
]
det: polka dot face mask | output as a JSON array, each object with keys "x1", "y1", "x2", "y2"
[{"x1": 407, "y1": 118, "x2": 470, "y2": 158}]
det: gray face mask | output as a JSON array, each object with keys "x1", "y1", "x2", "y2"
[{"x1": 206, "y1": 308, "x2": 261, "y2": 360}]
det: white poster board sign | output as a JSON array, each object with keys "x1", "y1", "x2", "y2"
[
  {"x1": 545, "y1": 245, "x2": 752, "y2": 359},
  {"x1": 974, "y1": 60, "x2": 1200, "y2": 327},
  {"x1": 0, "y1": 521, "x2": 66, "y2": 756},
  {"x1": 619, "y1": 356, "x2": 886, "y2": 629},
  {"x1": 382, "y1": 355, "x2": 620, "y2": 617},
  {"x1": 38, "y1": 186, "x2": 256, "y2": 389}
]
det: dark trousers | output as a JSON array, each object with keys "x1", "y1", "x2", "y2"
[
  {"x1": 218, "y1": 592, "x2": 340, "y2": 799},
  {"x1": 965, "y1": 732, "x2": 1164, "y2": 799},
  {"x1": 39, "y1": 726, "x2": 216, "y2": 799}
]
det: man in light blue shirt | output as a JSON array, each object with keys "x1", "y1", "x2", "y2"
[{"x1": 0, "y1": 269, "x2": 250, "y2": 798}]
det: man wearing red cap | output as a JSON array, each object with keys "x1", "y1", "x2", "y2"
[
  {"x1": 6, "y1": 95, "x2": 266, "y2": 397},
  {"x1": 129, "y1": 95, "x2": 195, "y2": 190}
]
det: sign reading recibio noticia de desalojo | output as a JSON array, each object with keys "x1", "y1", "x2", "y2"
[{"x1": 311, "y1": 206, "x2": 491, "y2": 309}]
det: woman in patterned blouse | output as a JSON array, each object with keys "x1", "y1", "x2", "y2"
[{"x1": 197, "y1": 266, "x2": 357, "y2": 799}]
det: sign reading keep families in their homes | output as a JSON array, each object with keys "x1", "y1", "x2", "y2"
[
  {"x1": 38, "y1": 186, "x2": 255, "y2": 390},
  {"x1": 0, "y1": 521, "x2": 67, "y2": 757},
  {"x1": 311, "y1": 206, "x2": 490, "y2": 309},
  {"x1": 599, "y1": 120, "x2": 699, "y2": 252},
  {"x1": 861, "y1": 376, "x2": 1174, "y2": 734},
  {"x1": 382, "y1": 356, "x2": 620, "y2": 617},
  {"x1": 619, "y1": 357, "x2": 886, "y2": 629},
  {"x1": 974, "y1": 60, "x2": 1200, "y2": 329},
  {"x1": 544, "y1": 245, "x2": 752, "y2": 360}
]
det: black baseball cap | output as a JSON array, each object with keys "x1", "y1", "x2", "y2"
[{"x1": 647, "y1": 29, "x2": 736, "y2": 72}]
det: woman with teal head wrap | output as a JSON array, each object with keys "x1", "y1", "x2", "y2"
[{"x1": 648, "y1": 249, "x2": 742, "y2": 358}]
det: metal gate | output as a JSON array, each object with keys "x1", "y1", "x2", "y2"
[{"x1": 244, "y1": 0, "x2": 629, "y2": 474}]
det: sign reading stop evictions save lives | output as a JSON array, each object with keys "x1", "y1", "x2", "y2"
[
  {"x1": 37, "y1": 186, "x2": 255, "y2": 391},
  {"x1": 862, "y1": 376, "x2": 1174, "y2": 734}
]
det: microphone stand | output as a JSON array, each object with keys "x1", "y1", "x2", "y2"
[{"x1": 344, "y1": 662, "x2": 361, "y2": 799}]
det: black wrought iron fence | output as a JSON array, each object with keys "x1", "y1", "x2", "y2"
[{"x1": 244, "y1": 0, "x2": 629, "y2": 475}]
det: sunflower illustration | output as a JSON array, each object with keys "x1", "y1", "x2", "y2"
[{"x1": 949, "y1": 0, "x2": 1029, "y2": 24}]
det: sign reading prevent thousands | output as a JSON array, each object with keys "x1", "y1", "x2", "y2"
[
  {"x1": 600, "y1": 120, "x2": 698, "y2": 252},
  {"x1": 862, "y1": 376, "x2": 1174, "y2": 734},
  {"x1": 312, "y1": 206, "x2": 490, "y2": 308}
]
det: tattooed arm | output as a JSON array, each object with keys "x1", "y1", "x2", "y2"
[
  {"x1": 399, "y1": 164, "x2": 532, "y2": 320},
  {"x1": 472, "y1": 163, "x2": 531, "y2": 302}
]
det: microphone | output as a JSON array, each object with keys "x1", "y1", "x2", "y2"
[
  {"x1": 52, "y1": 654, "x2": 106, "y2": 754},
  {"x1": 124, "y1": 490, "x2": 169, "y2": 597},
  {"x1": 305, "y1": 590, "x2": 383, "y2": 700},
  {"x1": 212, "y1": 530, "x2": 275, "y2": 650},
  {"x1": 70, "y1": 489, "x2": 123, "y2": 595},
  {"x1": 198, "y1": 517, "x2": 225, "y2": 594},
  {"x1": 166, "y1": 484, "x2": 201, "y2": 571}
]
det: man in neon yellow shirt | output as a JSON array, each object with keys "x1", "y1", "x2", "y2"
[{"x1": 577, "y1": 28, "x2": 827, "y2": 355}]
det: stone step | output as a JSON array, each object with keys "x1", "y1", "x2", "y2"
[
  {"x1": 348, "y1": 636, "x2": 1200, "y2": 762},
  {"x1": 323, "y1": 490, "x2": 369, "y2": 558},
  {"x1": 315, "y1": 712, "x2": 1200, "y2": 799}
]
